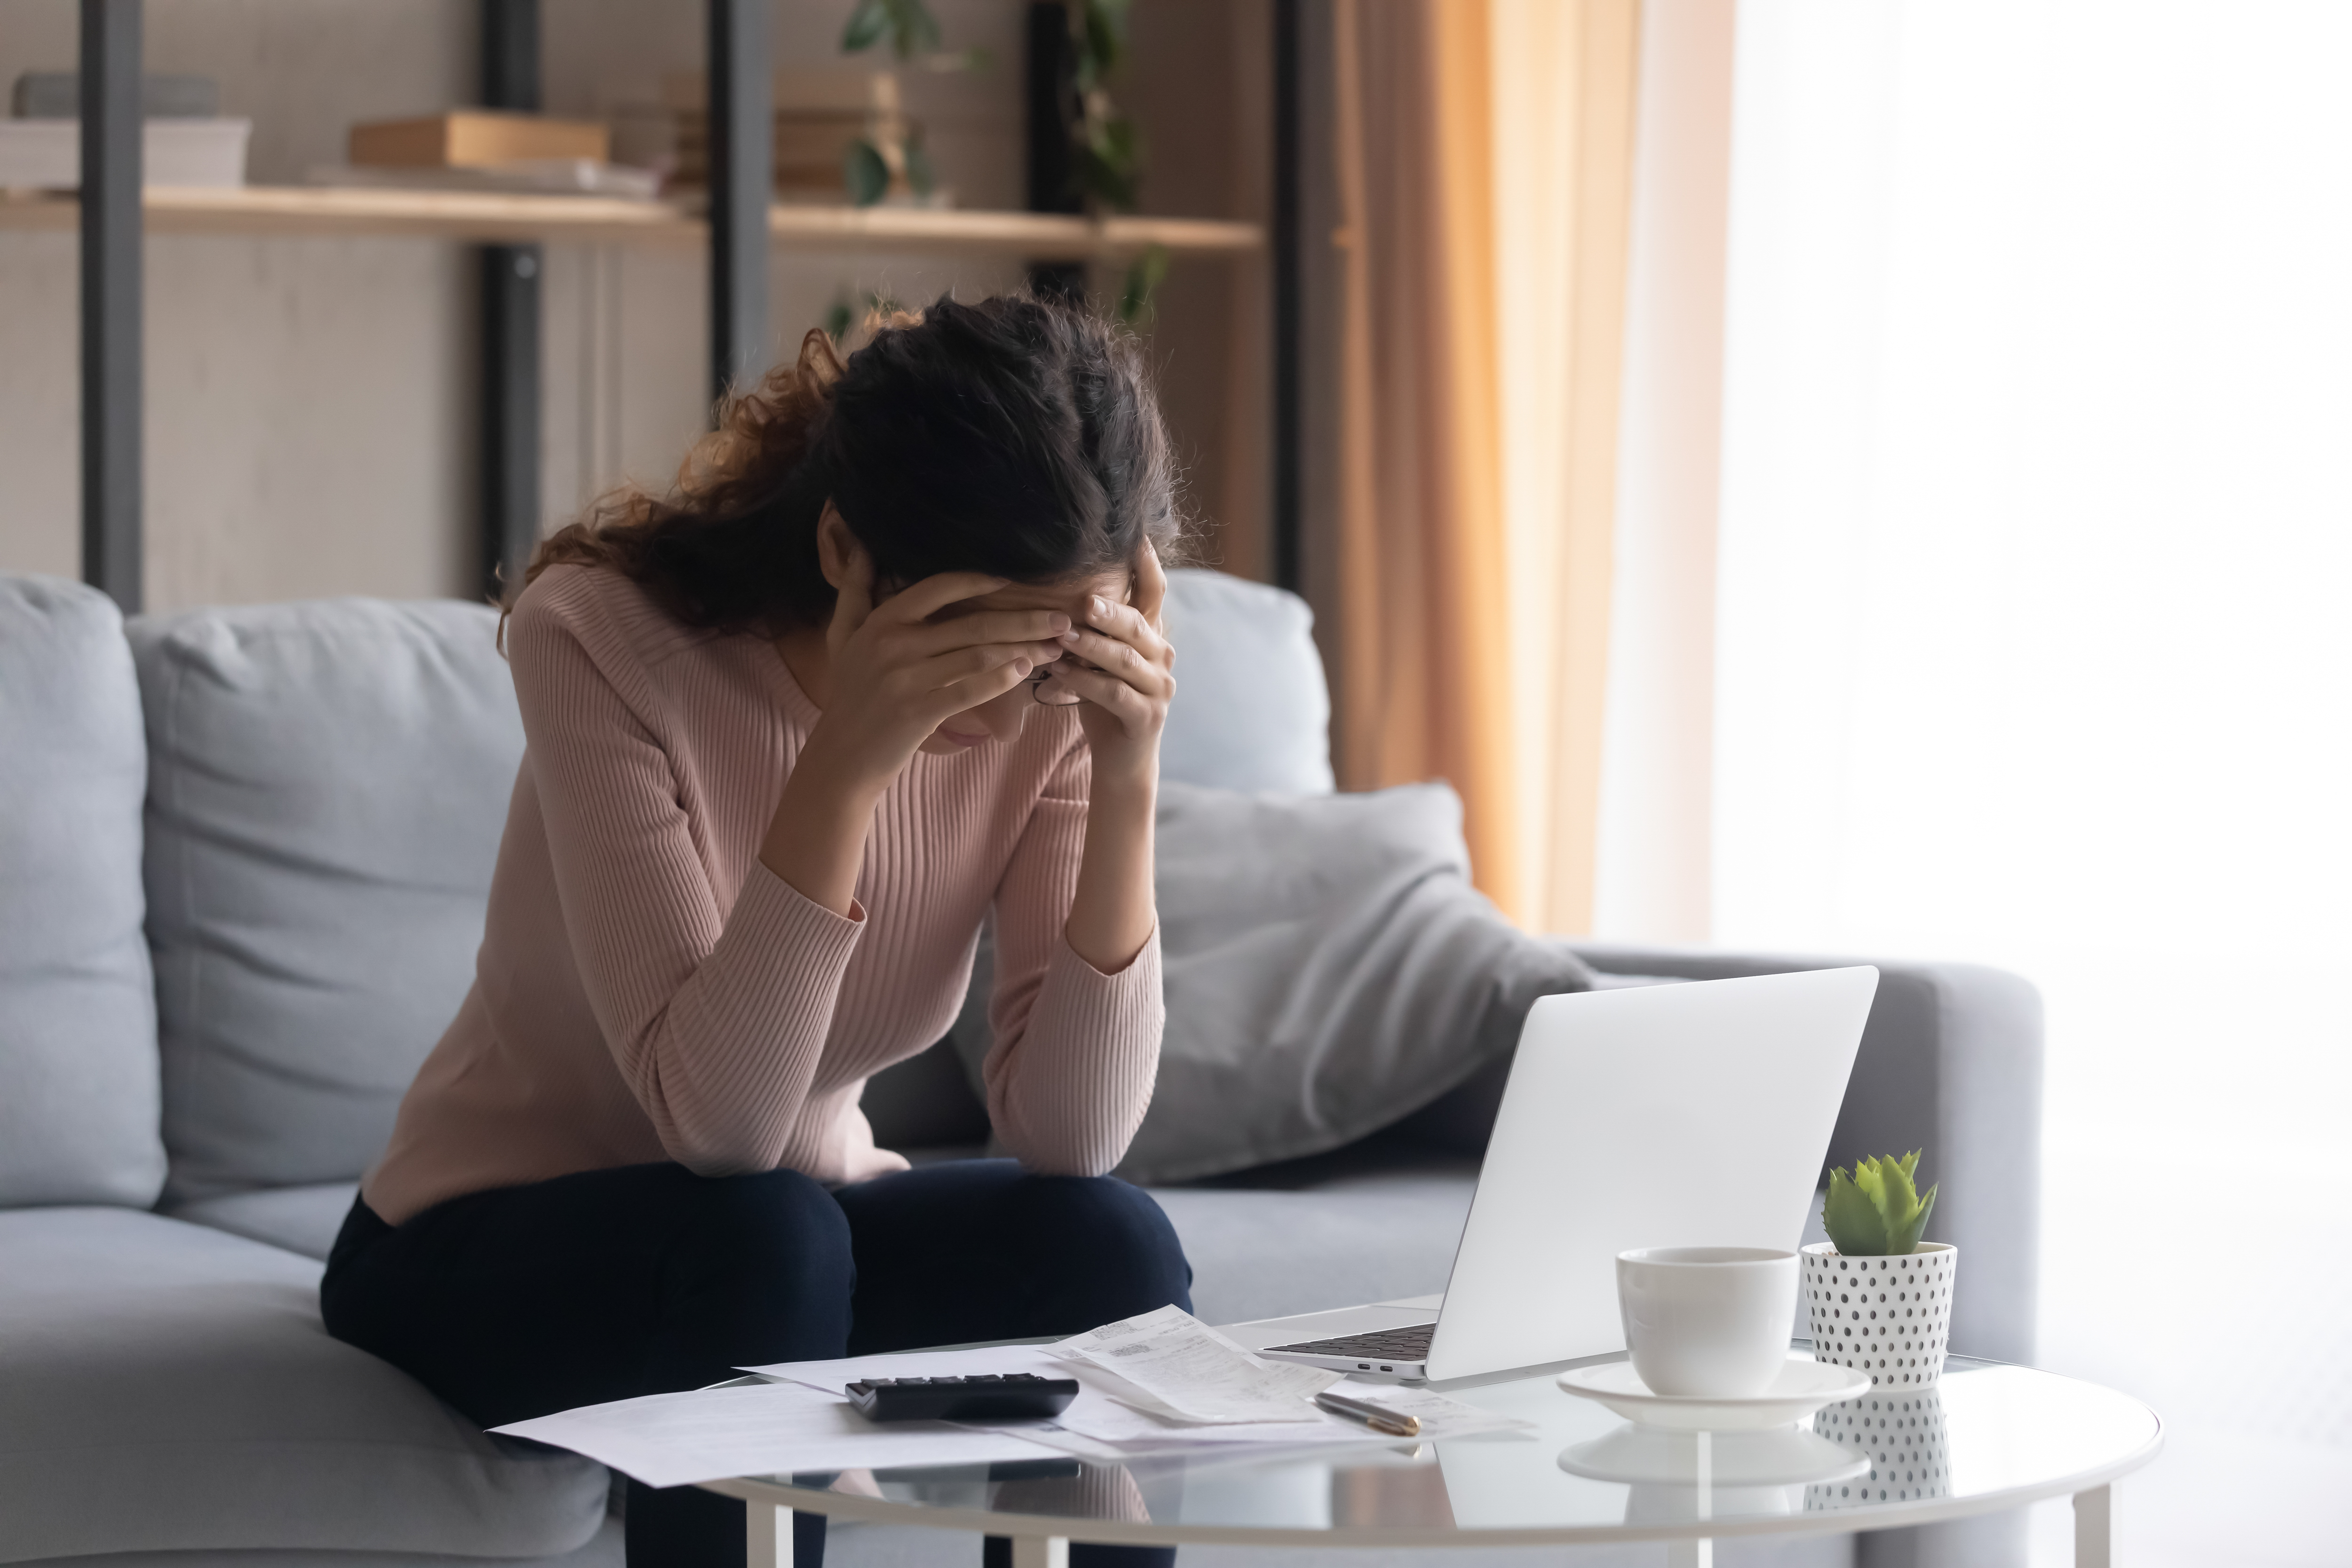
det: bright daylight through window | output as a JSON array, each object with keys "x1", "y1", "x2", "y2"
[{"x1": 1705, "y1": 4, "x2": 2352, "y2": 1563}]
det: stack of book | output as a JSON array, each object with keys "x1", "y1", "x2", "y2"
[
  {"x1": 0, "y1": 72, "x2": 249, "y2": 189},
  {"x1": 317, "y1": 110, "x2": 660, "y2": 199},
  {"x1": 638, "y1": 68, "x2": 944, "y2": 207}
]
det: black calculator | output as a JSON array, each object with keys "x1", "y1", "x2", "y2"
[{"x1": 844, "y1": 1373, "x2": 1081, "y2": 1424}]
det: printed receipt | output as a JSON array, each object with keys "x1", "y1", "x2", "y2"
[{"x1": 1049, "y1": 1304, "x2": 1343, "y2": 1424}]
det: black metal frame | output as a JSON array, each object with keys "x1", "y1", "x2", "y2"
[
  {"x1": 479, "y1": 0, "x2": 541, "y2": 600},
  {"x1": 1022, "y1": 2, "x2": 1085, "y2": 304},
  {"x1": 707, "y1": 0, "x2": 771, "y2": 406},
  {"x1": 80, "y1": 0, "x2": 142, "y2": 612},
  {"x1": 1270, "y1": 0, "x2": 1303, "y2": 595}
]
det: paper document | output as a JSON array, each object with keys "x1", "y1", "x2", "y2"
[
  {"x1": 738, "y1": 1313, "x2": 1531, "y2": 1463},
  {"x1": 490, "y1": 1378, "x2": 1059, "y2": 1489},
  {"x1": 1048, "y1": 1305, "x2": 1343, "y2": 1424}
]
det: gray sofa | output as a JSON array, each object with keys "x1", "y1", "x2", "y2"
[{"x1": 0, "y1": 568, "x2": 2041, "y2": 1568}]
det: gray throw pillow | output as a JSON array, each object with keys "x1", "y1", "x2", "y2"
[{"x1": 955, "y1": 780, "x2": 1592, "y2": 1184}]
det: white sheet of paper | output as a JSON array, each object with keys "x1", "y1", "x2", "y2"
[
  {"x1": 1048, "y1": 1305, "x2": 1342, "y2": 1424},
  {"x1": 490, "y1": 1379, "x2": 1060, "y2": 1489}
]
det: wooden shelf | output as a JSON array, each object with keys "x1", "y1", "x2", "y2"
[{"x1": 0, "y1": 186, "x2": 1263, "y2": 258}]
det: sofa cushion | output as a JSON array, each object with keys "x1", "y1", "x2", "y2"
[
  {"x1": 1148, "y1": 1147, "x2": 1480, "y2": 1325},
  {"x1": 0, "y1": 575, "x2": 166, "y2": 1210},
  {"x1": 129, "y1": 598, "x2": 524, "y2": 1202},
  {"x1": 1160, "y1": 569, "x2": 1335, "y2": 795},
  {"x1": 0, "y1": 1206, "x2": 607, "y2": 1563},
  {"x1": 167, "y1": 1179, "x2": 359, "y2": 1261}
]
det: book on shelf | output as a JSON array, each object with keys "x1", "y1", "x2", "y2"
[{"x1": 349, "y1": 111, "x2": 608, "y2": 170}]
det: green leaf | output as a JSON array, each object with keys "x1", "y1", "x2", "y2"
[
  {"x1": 841, "y1": 0, "x2": 892, "y2": 54},
  {"x1": 1824, "y1": 1151, "x2": 1939, "y2": 1255},
  {"x1": 1117, "y1": 243, "x2": 1169, "y2": 325},
  {"x1": 823, "y1": 299, "x2": 854, "y2": 342},
  {"x1": 1082, "y1": 0, "x2": 1125, "y2": 75},
  {"x1": 1822, "y1": 1165, "x2": 1891, "y2": 1255},
  {"x1": 842, "y1": 139, "x2": 890, "y2": 207},
  {"x1": 1892, "y1": 1182, "x2": 1938, "y2": 1253},
  {"x1": 903, "y1": 139, "x2": 935, "y2": 197},
  {"x1": 888, "y1": 0, "x2": 942, "y2": 60}
]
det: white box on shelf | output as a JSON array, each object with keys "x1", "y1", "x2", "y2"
[{"x1": 0, "y1": 119, "x2": 251, "y2": 190}]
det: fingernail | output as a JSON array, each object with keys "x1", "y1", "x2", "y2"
[
  {"x1": 1091, "y1": 596, "x2": 1110, "y2": 618},
  {"x1": 1058, "y1": 630, "x2": 1080, "y2": 644},
  {"x1": 1048, "y1": 613, "x2": 1070, "y2": 632}
]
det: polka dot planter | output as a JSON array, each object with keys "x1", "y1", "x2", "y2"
[
  {"x1": 1802, "y1": 1241, "x2": 1955, "y2": 1388},
  {"x1": 1804, "y1": 1388, "x2": 1950, "y2": 1511}
]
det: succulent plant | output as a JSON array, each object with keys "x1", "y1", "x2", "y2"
[{"x1": 1822, "y1": 1150, "x2": 1938, "y2": 1256}]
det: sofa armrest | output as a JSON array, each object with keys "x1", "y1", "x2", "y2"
[{"x1": 1565, "y1": 942, "x2": 2042, "y2": 1365}]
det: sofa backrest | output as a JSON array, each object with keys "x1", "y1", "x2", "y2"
[
  {"x1": 130, "y1": 599, "x2": 524, "y2": 1202},
  {"x1": 1160, "y1": 568, "x2": 1334, "y2": 794},
  {"x1": 0, "y1": 576, "x2": 167, "y2": 1209}
]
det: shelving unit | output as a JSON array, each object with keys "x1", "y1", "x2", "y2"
[
  {"x1": 2, "y1": 185, "x2": 1263, "y2": 256},
  {"x1": 61, "y1": 0, "x2": 1291, "y2": 613}
]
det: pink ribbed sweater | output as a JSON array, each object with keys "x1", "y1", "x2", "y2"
[{"x1": 362, "y1": 564, "x2": 1164, "y2": 1226}]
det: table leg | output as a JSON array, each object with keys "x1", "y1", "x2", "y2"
[
  {"x1": 2074, "y1": 1485, "x2": 2111, "y2": 1568},
  {"x1": 1011, "y1": 1536, "x2": 1069, "y2": 1568},
  {"x1": 1664, "y1": 1540, "x2": 1713, "y2": 1568},
  {"x1": 747, "y1": 1504, "x2": 792, "y2": 1568}
]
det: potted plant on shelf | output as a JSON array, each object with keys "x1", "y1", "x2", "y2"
[{"x1": 1803, "y1": 1151, "x2": 1958, "y2": 1388}]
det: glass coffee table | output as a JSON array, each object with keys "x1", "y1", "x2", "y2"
[{"x1": 702, "y1": 1342, "x2": 2160, "y2": 1568}]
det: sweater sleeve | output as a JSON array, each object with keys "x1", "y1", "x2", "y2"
[
  {"x1": 508, "y1": 580, "x2": 865, "y2": 1176},
  {"x1": 980, "y1": 734, "x2": 1164, "y2": 1176}
]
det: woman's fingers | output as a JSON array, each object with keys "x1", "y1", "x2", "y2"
[
  {"x1": 906, "y1": 639, "x2": 1061, "y2": 693},
  {"x1": 932, "y1": 648, "x2": 1044, "y2": 710},
  {"x1": 1134, "y1": 539, "x2": 1168, "y2": 631},
  {"x1": 1077, "y1": 591, "x2": 1171, "y2": 666},
  {"x1": 1039, "y1": 660, "x2": 1156, "y2": 734},
  {"x1": 901, "y1": 608, "x2": 1071, "y2": 657},
  {"x1": 882, "y1": 571, "x2": 1013, "y2": 625},
  {"x1": 1054, "y1": 627, "x2": 1170, "y2": 695}
]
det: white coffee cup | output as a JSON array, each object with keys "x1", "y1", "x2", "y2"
[{"x1": 1616, "y1": 1246, "x2": 1800, "y2": 1398}]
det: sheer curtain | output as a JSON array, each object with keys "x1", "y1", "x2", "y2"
[{"x1": 1711, "y1": 3, "x2": 2352, "y2": 1561}]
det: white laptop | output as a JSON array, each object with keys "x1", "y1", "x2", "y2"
[{"x1": 1253, "y1": 966, "x2": 1879, "y2": 1383}]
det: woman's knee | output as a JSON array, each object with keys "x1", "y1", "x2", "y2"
[
  {"x1": 674, "y1": 1166, "x2": 852, "y2": 1267},
  {"x1": 1016, "y1": 1175, "x2": 1192, "y2": 1311}
]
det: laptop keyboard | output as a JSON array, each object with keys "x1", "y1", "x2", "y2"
[{"x1": 1263, "y1": 1323, "x2": 1435, "y2": 1362}]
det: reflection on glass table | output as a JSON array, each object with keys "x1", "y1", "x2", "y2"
[{"x1": 703, "y1": 1349, "x2": 2160, "y2": 1568}]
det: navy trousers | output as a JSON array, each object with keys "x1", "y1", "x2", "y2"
[{"x1": 322, "y1": 1159, "x2": 1192, "y2": 1568}]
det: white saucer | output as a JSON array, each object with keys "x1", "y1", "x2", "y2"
[
  {"x1": 1556, "y1": 1356, "x2": 1873, "y2": 1431},
  {"x1": 1557, "y1": 1425, "x2": 1872, "y2": 1486}
]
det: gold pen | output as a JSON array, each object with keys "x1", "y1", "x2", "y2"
[{"x1": 1313, "y1": 1389, "x2": 1422, "y2": 1437}]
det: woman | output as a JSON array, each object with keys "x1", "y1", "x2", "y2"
[{"x1": 322, "y1": 296, "x2": 1192, "y2": 1567}]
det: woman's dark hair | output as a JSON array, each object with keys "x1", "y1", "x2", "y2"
[{"x1": 510, "y1": 294, "x2": 1182, "y2": 637}]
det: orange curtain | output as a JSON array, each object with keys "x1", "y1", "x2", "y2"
[
  {"x1": 1331, "y1": 0, "x2": 1519, "y2": 917},
  {"x1": 1327, "y1": 0, "x2": 1640, "y2": 931}
]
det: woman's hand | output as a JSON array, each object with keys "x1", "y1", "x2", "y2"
[
  {"x1": 804, "y1": 549, "x2": 1069, "y2": 791},
  {"x1": 1041, "y1": 540, "x2": 1176, "y2": 783},
  {"x1": 1055, "y1": 542, "x2": 1171, "y2": 974},
  {"x1": 761, "y1": 547, "x2": 1065, "y2": 916}
]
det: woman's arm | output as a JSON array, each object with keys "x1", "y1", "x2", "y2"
[
  {"x1": 510, "y1": 580, "x2": 866, "y2": 1176},
  {"x1": 1043, "y1": 542, "x2": 1176, "y2": 972},
  {"x1": 981, "y1": 543, "x2": 1178, "y2": 1174}
]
